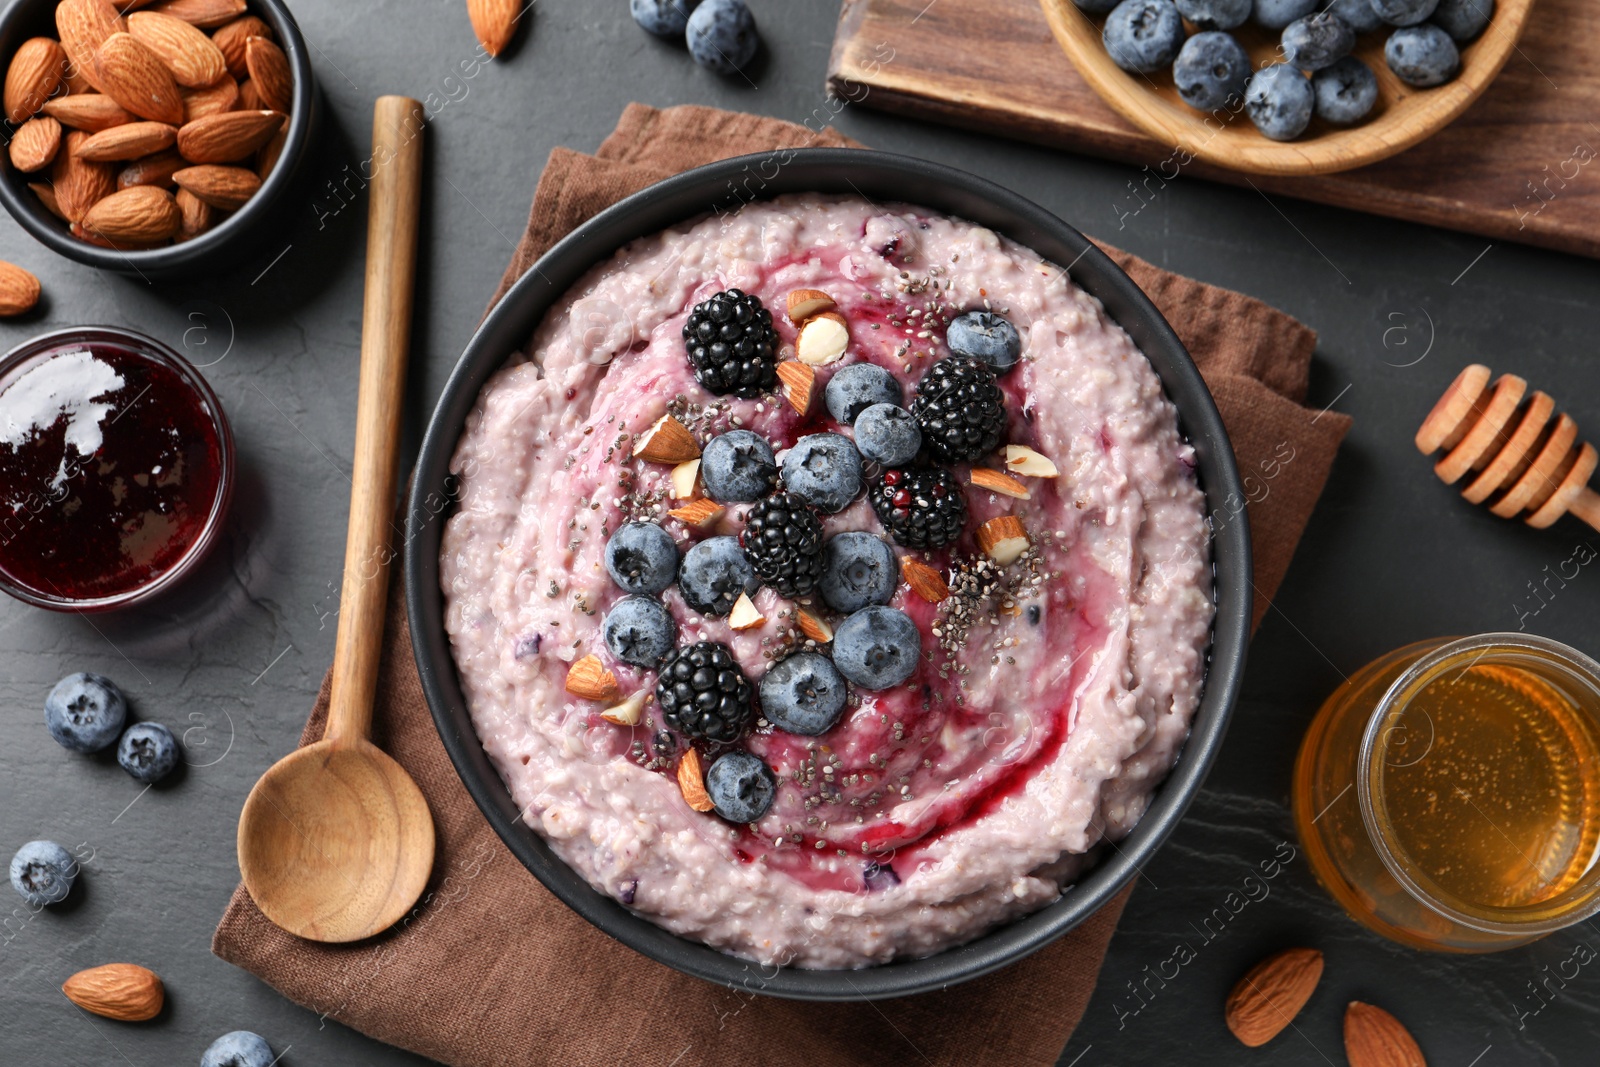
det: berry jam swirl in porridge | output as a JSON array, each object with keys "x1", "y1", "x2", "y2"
[{"x1": 440, "y1": 194, "x2": 1213, "y2": 969}]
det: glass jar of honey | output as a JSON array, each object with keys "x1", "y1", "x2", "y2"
[{"x1": 1293, "y1": 633, "x2": 1600, "y2": 952}]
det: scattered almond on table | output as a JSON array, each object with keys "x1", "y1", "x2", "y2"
[
  {"x1": 0, "y1": 261, "x2": 42, "y2": 317},
  {"x1": 1, "y1": 0, "x2": 292, "y2": 248},
  {"x1": 61, "y1": 962, "x2": 164, "y2": 1022},
  {"x1": 466, "y1": 0, "x2": 521, "y2": 58},
  {"x1": 1224, "y1": 947, "x2": 1324, "y2": 1047},
  {"x1": 1344, "y1": 1001, "x2": 1428, "y2": 1067}
]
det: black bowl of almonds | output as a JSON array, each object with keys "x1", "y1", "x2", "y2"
[{"x1": 0, "y1": 0, "x2": 319, "y2": 278}]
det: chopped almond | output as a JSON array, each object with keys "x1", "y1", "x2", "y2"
[
  {"x1": 901, "y1": 557, "x2": 950, "y2": 603},
  {"x1": 970, "y1": 468, "x2": 1031, "y2": 499},
  {"x1": 565, "y1": 654, "x2": 619, "y2": 701},
  {"x1": 667, "y1": 498, "x2": 724, "y2": 528},
  {"x1": 796, "y1": 607, "x2": 833, "y2": 643},
  {"x1": 635, "y1": 414, "x2": 700, "y2": 464},
  {"x1": 677, "y1": 748, "x2": 715, "y2": 812},
  {"x1": 601, "y1": 691, "x2": 647, "y2": 726},
  {"x1": 1004, "y1": 444, "x2": 1059, "y2": 478},
  {"x1": 775, "y1": 361, "x2": 815, "y2": 415},
  {"x1": 977, "y1": 515, "x2": 1030, "y2": 566},
  {"x1": 669, "y1": 458, "x2": 701, "y2": 499},
  {"x1": 728, "y1": 592, "x2": 765, "y2": 630},
  {"x1": 796, "y1": 311, "x2": 849, "y2": 366},
  {"x1": 785, "y1": 288, "x2": 836, "y2": 323}
]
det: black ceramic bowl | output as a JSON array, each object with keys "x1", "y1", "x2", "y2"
[
  {"x1": 0, "y1": 0, "x2": 319, "y2": 279},
  {"x1": 405, "y1": 149, "x2": 1251, "y2": 1000}
]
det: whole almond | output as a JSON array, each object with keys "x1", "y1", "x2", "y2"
[
  {"x1": 56, "y1": 0, "x2": 128, "y2": 93},
  {"x1": 676, "y1": 748, "x2": 715, "y2": 813},
  {"x1": 95, "y1": 32, "x2": 184, "y2": 125},
  {"x1": 174, "y1": 186, "x2": 212, "y2": 241},
  {"x1": 901, "y1": 556, "x2": 950, "y2": 604},
  {"x1": 43, "y1": 92, "x2": 134, "y2": 131},
  {"x1": 61, "y1": 963, "x2": 164, "y2": 1022},
  {"x1": 75, "y1": 119, "x2": 176, "y2": 161},
  {"x1": 176, "y1": 108, "x2": 280, "y2": 162},
  {"x1": 1224, "y1": 947, "x2": 1324, "y2": 1048},
  {"x1": 0, "y1": 261, "x2": 42, "y2": 317},
  {"x1": 30, "y1": 182, "x2": 69, "y2": 221},
  {"x1": 148, "y1": 0, "x2": 246, "y2": 28},
  {"x1": 117, "y1": 147, "x2": 185, "y2": 188},
  {"x1": 970, "y1": 467, "x2": 1032, "y2": 500},
  {"x1": 171, "y1": 162, "x2": 256, "y2": 208},
  {"x1": 9, "y1": 116, "x2": 63, "y2": 173},
  {"x1": 235, "y1": 75, "x2": 259, "y2": 110},
  {"x1": 80, "y1": 184, "x2": 181, "y2": 243},
  {"x1": 52, "y1": 130, "x2": 117, "y2": 222},
  {"x1": 5, "y1": 37, "x2": 67, "y2": 122},
  {"x1": 128, "y1": 11, "x2": 226, "y2": 87},
  {"x1": 467, "y1": 0, "x2": 521, "y2": 57},
  {"x1": 243, "y1": 37, "x2": 290, "y2": 113},
  {"x1": 180, "y1": 76, "x2": 236, "y2": 121},
  {"x1": 211, "y1": 14, "x2": 271, "y2": 78},
  {"x1": 63, "y1": 60, "x2": 96, "y2": 95},
  {"x1": 255, "y1": 122, "x2": 286, "y2": 181},
  {"x1": 1344, "y1": 1002, "x2": 1427, "y2": 1067}
]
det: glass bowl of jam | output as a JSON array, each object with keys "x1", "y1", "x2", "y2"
[{"x1": 0, "y1": 327, "x2": 234, "y2": 612}]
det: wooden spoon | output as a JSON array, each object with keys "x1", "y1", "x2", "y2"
[
  {"x1": 236, "y1": 96, "x2": 434, "y2": 942},
  {"x1": 1416, "y1": 363, "x2": 1600, "y2": 532}
]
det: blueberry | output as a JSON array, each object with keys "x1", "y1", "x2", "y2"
[
  {"x1": 604, "y1": 522, "x2": 679, "y2": 595},
  {"x1": 9, "y1": 840, "x2": 76, "y2": 907},
  {"x1": 1102, "y1": 0, "x2": 1186, "y2": 74},
  {"x1": 1370, "y1": 0, "x2": 1437, "y2": 23},
  {"x1": 1253, "y1": 0, "x2": 1318, "y2": 29},
  {"x1": 760, "y1": 652, "x2": 849, "y2": 735},
  {"x1": 824, "y1": 363, "x2": 902, "y2": 424},
  {"x1": 780, "y1": 433, "x2": 863, "y2": 514},
  {"x1": 602, "y1": 596, "x2": 677, "y2": 669},
  {"x1": 704, "y1": 750, "x2": 777, "y2": 822},
  {"x1": 1385, "y1": 23, "x2": 1459, "y2": 85},
  {"x1": 945, "y1": 311, "x2": 1022, "y2": 373},
  {"x1": 1313, "y1": 56, "x2": 1379, "y2": 123},
  {"x1": 1321, "y1": 0, "x2": 1383, "y2": 33},
  {"x1": 631, "y1": 0, "x2": 700, "y2": 37},
  {"x1": 1245, "y1": 64, "x2": 1315, "y2": 140},
  {"x1": 117, "y1": 722, "x2": 179, "y2": 783},
  {"x1": 1431, "y1": 0, "x2": 1492, "y2": 39},
  {"x1": 701, "y1": 430, "x2": 777, "y2": 503},
  {"x1": 1173, "y1": 31, "x2": 1252, "y2": 110},
  {"x1": 1073, "y1": 0, "x2": 1123, "y2": 11},
  {"x1": 1282, "y1": 11, "x2": 1355, "y2": 70},
  {"x1": 1174, "y1": 0, "x2": 1252, "y2": 29},
  {"x1": 832, "y1": 606, "x2": 921, "y2": 691},
  {"x1": 685, "y1": 0, "x2": 758, "y2": 75},
  {"x1": 853, "y1": 403, "x2": 922, "y2": 467},
  {"x1": 818, "y1": 532, "x2": 898, "y2": 614},
  {"x1": 44, "y1": 672, "x2": 127, "y2": 754},
  {"x1": 678, "y1": 536, "x2": 758, "y2": 616},
  {"x1": 200, "y1": 1031, "x2": 275, "y2": 1067}
]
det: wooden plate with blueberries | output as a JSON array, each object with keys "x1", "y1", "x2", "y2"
[{"x1": 1039, "y1": 0, "x2": 1535, "y2": 176}]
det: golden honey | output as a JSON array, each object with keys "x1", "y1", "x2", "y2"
[{"x1": 1293, "y1": 634, "x2": 1600, "y2": 952}]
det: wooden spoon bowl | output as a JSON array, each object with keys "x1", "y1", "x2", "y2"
[
  {"x1": 1416, "y1": 363, "x2": 1600, "y2": 531},
  {"x1": 1039, "y1": 0, "x2": 1536, "y2": 176}
]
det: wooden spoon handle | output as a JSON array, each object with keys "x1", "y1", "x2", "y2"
[
  {"x1": 1567, "y1": 487, "x2": 1600, "y2": 534},
  {"x1": 326, "y1": 96, "x2": 425, "y2": 746}
]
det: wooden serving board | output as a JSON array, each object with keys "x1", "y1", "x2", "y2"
[{"x1": 828, "y1": 0, "x2": 1600, "y2": 259}]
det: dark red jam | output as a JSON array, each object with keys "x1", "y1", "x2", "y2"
[{"x1": 0, "y1": 337, "x2": 226, "y2": 605}]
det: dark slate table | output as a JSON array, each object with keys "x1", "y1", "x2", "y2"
[{"x1": 4, "y1": 3, "x2": 1598, "y2": 1063}]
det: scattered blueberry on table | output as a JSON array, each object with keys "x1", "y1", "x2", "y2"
[
  {"x1": 1313, "y1": 56, "x2": 1380, "y2": 124},
  {"x1": 630, "y1": 0, "x2": 700, "y2": 38},
  {"x1": 1245, "y1": 63, "x2": 1317, "y2": 140},
  {"x1": 852, "y1": 402, "x2": 922, "y2": 466},
  {"x1": 704, "y1": 750, "x2": 777, "y2": 822},
  {"x1": 117, "y1": 722, "x2": 180, "y2": 784},
  {"x1": 1385, "y1": 24, "x2": 1461, "y2": 85},
  {"x1": 1103, "y1": 0, "x2": 1187, "y2": 73},
  {"x1": 1173, "y1": 31, "x2": 1252, "y2": 109},
  {"x1": 44, "y1": 672, "x2": 127, "y2": 754},
  {"x1": 9, "y1": 840, "x2": 76, "y2": 907},
  {"x1": 602, "y1": 596, "x2": 678, "y2": 669},
  {"x1": 200, "y1": 1030, "x2": 275, "y2": 1067},
  {"x1": 685, "y1": 0, "x2": 759, "y2": 75},
  {"x1": 779, "y1": 433, "x2": 863, "y2": 513}
]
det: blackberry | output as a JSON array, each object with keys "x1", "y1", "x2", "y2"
[
  {"x1": 868, "y1": 467, "x2": 967, "y2": 549},
  {"x1": 910, "y1": 356, "x2": 1007, "y2": 463},
  {"x1": 740, "y1": 491, "x2": 825, "y2": 598},
  {"x1": 682, "y1": 288, "x2": 780, "y2": 398},
  {"x1": 656, "y1": 641, "x2": 754, "y2": 743}
]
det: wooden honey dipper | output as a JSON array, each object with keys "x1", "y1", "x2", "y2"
[{"x1": 1416, "y1": 364, "x2": 1600, "y2": 531}]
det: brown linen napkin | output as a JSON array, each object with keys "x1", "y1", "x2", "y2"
[{"x1": 213, "y1": 104, "x2": 1350, "y2": 1067}]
